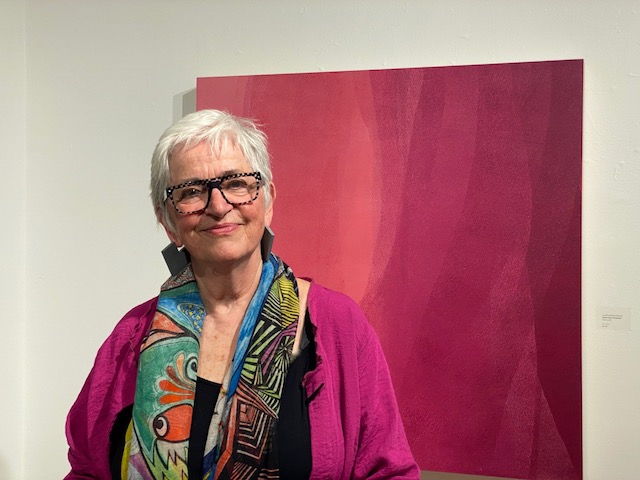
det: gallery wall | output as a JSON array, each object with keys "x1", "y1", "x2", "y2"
[
  {"x1": 1, "y1": 1, "x2": 638, "y2": 479},
  {"x1": 0, "y1": 1, "x2": 26, "y2": 479}
]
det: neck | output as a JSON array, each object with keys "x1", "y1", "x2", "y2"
[{"x1": 191, "y1": 250, "x2": 264, "y2": 313}]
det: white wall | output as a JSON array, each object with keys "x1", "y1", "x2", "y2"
[
  {"x1": 0, "y1": 0, "x2": 26, "y2": 478},
  {"x1": 9, "y1": 1, "x2": 640, "y2": 479}
]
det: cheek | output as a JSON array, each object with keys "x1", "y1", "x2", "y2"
[
  {"x1": 245, "y1": 205, "x2": 269, "y2": 231},
  {"x1": 170, "y1": 215, "x2": 200, "y2": 243}
]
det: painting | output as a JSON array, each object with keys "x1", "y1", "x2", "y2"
[{"x1": 196, "y1": 60, "x2": 582, "y2": 479}]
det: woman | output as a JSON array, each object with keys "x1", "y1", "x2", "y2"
[{"x1": 65, "y1": 110, "x2": 419, "y2": 479}]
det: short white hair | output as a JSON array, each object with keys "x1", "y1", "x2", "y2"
[{"x1": 150, "y1": 110, "x2": 272, "y2": 227}]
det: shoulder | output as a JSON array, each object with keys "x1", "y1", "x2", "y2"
[
  {"x1": 306, "y1": 282, "x2": 376, "y2": 347},
  {"x1": 91, "y1": 297, "x2": 158, "y2": 367},
  {"x1": 108, "y1": 297, "x2": 158, "y2": 346},
  {"x1": 77, "y1": 296, "x2": 158, "y2": 394},
  {"x1": 307, "y1": 282, "x2": 363, "y2": 316},
  {"x1": 116, "y1": 297, "x2": 158, "y2": 331},
  {"x1": 74, "y1": 296, "x2": 158, "y2": 408}
]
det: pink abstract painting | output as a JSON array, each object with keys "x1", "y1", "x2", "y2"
[{"x1": 196, "y1": 60, "x2": 583, "y2": 479}]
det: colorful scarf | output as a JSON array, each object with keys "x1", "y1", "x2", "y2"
[{"x1": 124, "y1": 254, "x2": 299, "y2": 479}]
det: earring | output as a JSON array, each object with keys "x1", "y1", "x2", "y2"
[
  {"x1": 161, "y1": 243, "x2": 191, "y2": 275},
  {"x1": 261, "y1": 226, "x2": 275, "y2": 262}
]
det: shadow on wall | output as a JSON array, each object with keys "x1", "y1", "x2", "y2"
[
  {"x1": 173, "y1": 88, "x2": 196, "y2": 123},
  {"x1": 422, "y1": 472, "x2": 517, "y2": 480}
]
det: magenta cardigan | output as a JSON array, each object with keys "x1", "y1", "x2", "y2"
[{"x1": 65, "y1": 282, "x2": 419, "y2": 479}]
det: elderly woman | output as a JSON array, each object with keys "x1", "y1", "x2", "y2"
[{"x1": 65, "y1": 110, "x2": 418, "y2": 479}]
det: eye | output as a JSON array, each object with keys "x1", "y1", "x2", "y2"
[
  {"x1": 224, "y1": 179, "x2": 250, "y2": 191},
  {"x1": 185, "y1": 356, "x2": 198, "y2": 381},
  {"x1": 176, "y1": 185, "x2": 205, "y2": 201},
  {"x1": 153, "y1": 415, "x2": 168, "y2": 438},
  {"x1": 153, "y1": 405, "x2": 192, "y2": 442}
]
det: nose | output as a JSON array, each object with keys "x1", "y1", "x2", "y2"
[{"x1": 204, "y1": 186, "x2": 233, "y2": 218}]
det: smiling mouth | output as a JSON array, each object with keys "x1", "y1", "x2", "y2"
[{"x1": 203, "y1": 224, "x2": 239, "y2": 234}]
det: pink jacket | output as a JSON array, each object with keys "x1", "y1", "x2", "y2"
[{"x1": 65, "y1": 282, "x2": 419, "y2": 479}]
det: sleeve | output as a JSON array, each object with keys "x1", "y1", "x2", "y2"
[
  {"x1": 65, "y1": 364, "x2": 109, "y2": 480},
  {"x1": 352, "y1": 321, "x2": 421, "y2": 480},
  {"x1": 64, "y1": 298, "x2": 157, "y2": 480}
]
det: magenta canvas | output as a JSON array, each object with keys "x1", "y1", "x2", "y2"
[{"x1": 196, "y1": 60, "x2": 583, "y2": 479}]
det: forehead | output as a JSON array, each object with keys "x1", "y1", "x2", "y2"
[{"x1": 169, "y1": 140, "x2": 251, "y2": 181}]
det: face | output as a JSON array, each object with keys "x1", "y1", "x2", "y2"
[{"x1": 160, "y1": 140, "x2": 274, "y2": 268}]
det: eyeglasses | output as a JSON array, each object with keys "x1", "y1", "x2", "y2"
[{"x1": 165, "y1": 172, "x2": 262, "y2": 214}]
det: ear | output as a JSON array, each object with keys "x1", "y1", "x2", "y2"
[
  {"x1": 156, "y1": 206, "x2": 183, "y2": 247},
  {"x1": 265, "y1": 182, "x2": 276, "y2": 227}
]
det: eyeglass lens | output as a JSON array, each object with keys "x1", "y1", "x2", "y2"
[{"x1": 168, "y1": 173, "x2": 261, "y2": 214}]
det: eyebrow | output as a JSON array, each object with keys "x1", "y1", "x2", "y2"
[
  {"x1": 170, "y1": 170, "x2": 249, "y2": 186},
  {"x1": 168, "y1": 177, "x2": 208, "y2": 187},
  {"x1": 219, "y1": 169, "x2": 245, "y2": 177}
]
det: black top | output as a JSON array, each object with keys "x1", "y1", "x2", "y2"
[
  {"x1": 109, "y1": 314, "x2": 315, "y2": 479},
  {"x1": 187, "y1": 376, "x2": 221, "y2": 478}
]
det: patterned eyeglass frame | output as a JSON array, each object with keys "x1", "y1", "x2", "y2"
[{"x1": 165, "y1": 172, "x2": 262, "y2": 215}]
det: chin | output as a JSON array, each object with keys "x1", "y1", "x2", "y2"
[{"x1": 193, "y1": 246, "x2": 260, "y2": 266}]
